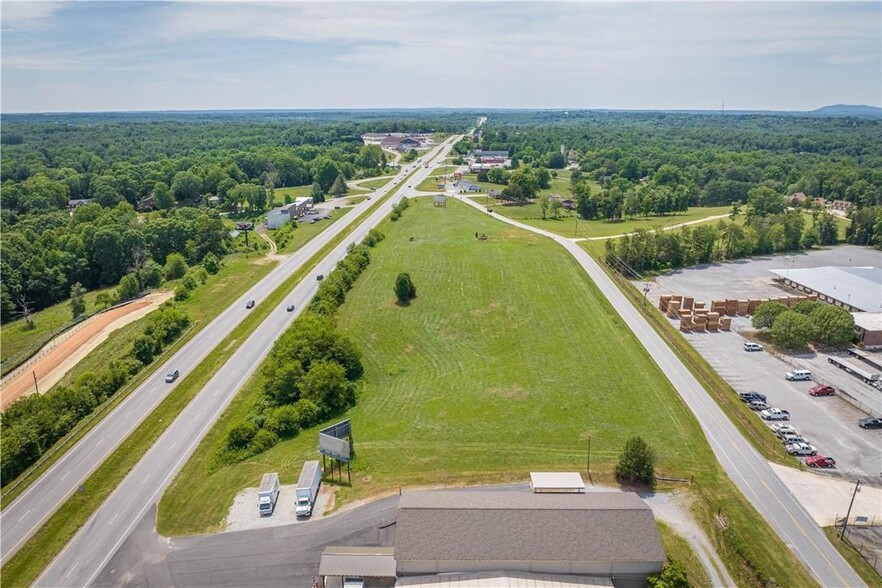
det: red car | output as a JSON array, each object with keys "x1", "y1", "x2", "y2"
[
  {"x1": 805, "y1": 455, "x2": 836, "y2": 468},
  {"x1": 809, "y1": 385, "x2": 835, "y2": 396}
]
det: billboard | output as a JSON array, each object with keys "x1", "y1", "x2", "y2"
[{"x1": 319, "y1": 419, "x2": 352, "y2": 462}]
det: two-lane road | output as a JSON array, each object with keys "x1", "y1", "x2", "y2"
[
  {"x1": 458, "y1": 196, "x2": 865, "y2": 587},
  {"x1": 32, "y1": 136, "x2": 460, "y2": 586}
]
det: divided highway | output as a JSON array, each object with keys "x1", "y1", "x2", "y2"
[
  {"x1": 31, "y1": 136, "x2": 460, "y2": 586},
  {"x1": 458, "y1": 197, "x2": 865, "y2": 587}
]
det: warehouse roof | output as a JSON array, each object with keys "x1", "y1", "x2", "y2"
[
  {"x1": 853, "y1": 313, "x2": 882, "y2": 332},
  {"x1": 395, "y1": 491, "x2": 663, "y2": 564},
  {"x1": 318, "y1": 546, "x2": 396, "y2": 578},
  {"x1": 770, "y1": 266, "x2": 882, "y2": 313},
  {"x1": 396, "y1": 571, "x2": 613, "y2": 587},
  {"x1": 530, "y1": 472, "x2": 586, "y2": 492}
]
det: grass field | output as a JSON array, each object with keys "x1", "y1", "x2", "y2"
[
  {"x1": 472, "y1": 197, "x2": 731, "y2": 239},
  {"x1": 158, "y1": 196, "x2": 718, "y2": 535},
  {"x1": 355, "y1": 177, "x2": 392, "y2": 191},
  {"x1": 657, "y1": 521, "x2": 712, "y2": 587},
  {"x1": 1, "y1": 287, "x2": 117, "y2": 377}
]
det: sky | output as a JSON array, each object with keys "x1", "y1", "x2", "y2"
[{"x1": 1, "y1": 1, "x2": 880, "y2": 113}]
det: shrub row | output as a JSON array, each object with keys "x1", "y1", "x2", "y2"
[
  {"x1": 752, "y1": 300, "x2": 855, "y2": 349},
  {"x1": 309, "y1": 228, "x2": 384, "y2": 317},
  {"x1": 390, "y1": 196, "x2": 410, "y2": 221},
  {"x1": 0, "y1": 303, "x2": 190, "y2": 485}
]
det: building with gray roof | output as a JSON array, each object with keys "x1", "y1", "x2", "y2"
[
  {"x1": 320, "y1": 490, "x2": 663, "y2": 588},
  {"x1": 769, "y1": 266, "x2": 882, "y2": 313}
]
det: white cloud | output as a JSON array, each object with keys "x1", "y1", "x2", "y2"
[{"x1": 1, "y1": 1, "x2": 63, "y2": 29}]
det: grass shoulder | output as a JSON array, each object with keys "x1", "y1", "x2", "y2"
[{"x1": 823, "y1": 527, "x2": 882, "y2": 587}]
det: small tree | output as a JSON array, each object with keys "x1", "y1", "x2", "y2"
[
  {"x1": 69, "y1": 282, "x2": 87, "y2": 319},
  {"x1": 647, "y1": 557, "x2": 689, "y2": 588},
  {"x1": 95, "y1": 291, "x2": 115, "y2": 309},
  {"x1": 331, "y1": 174, "x2": 348, "y2": 198},
  {"x1": 116, "y1": 274, "x2": 141, "y2": 302},
  {"x1": 164, "y1": 252, "x2": 188, "y2": 281},
  {"x1": 769, "y1": 310, "x2": 814, "y2": 349},
  {"x1": 751, "y1": 301, "x2": 789, "y2": 330},
  {"x1": 394, "y1": 273, "x2": 417, "y2": 305},
  {"x1": 615, "y1": 436, "x2": 655, "y2": 486},
  {"x1": 810, "y1": 304, "x2": 855, "y2": 346},
  {"x1": 311, "y1": 181, "x2": 325, "y2": 204},
  {"x1": 202, "y1": 251, "x2": 220, "y2": 275}
]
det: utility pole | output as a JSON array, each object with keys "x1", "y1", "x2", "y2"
[
  {"x1": 33, "y1": 371, "x2": 39, "y2": 395},
  {"x1": 840, "y1": 479, "x2": 862, "y2": 539},
  {"x1": 642, "y1": 283, "x2": 651, "y2": 306},
  {"x1": 586, "y1": 434, "x2": 591, "y2": 476}
]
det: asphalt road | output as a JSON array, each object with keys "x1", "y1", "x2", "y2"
[
  {"x1": 34, "y1": 138, "x2": 460, "y2": 587},
  {"x1": 459, "y1": 196, "x2": 866, "y2": 587}
]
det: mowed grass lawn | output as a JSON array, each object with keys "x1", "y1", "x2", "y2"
[
  {"x1": 334, "y1": 198, "x2": 715, "y2": 487},
  {"x1": 161, "y1": 197, "x2": 719, "y2": 536}
]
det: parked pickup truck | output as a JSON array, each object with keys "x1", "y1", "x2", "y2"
[
  {"x1": 761, "y1": 408, "x2": 791, "y2": 421},
  {"x1": 258, "y1": 473, "x2": 280, "y2": 516},
  {"x1": 295, "y1": 461, "x2": 322, "y2": 517}
]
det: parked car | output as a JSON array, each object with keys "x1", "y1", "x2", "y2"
[
  {"x1": 771, "y1": 423, "x2": 797, "y2": 437},
  {"x1": 805, "y1": 455, "x2": 836, "y2": 468},
  {"x1": 323, "y1": 214, "x2": 332, "y2": 220},
  {"x1": 786, "y1": 442, "x2": 818, "y2": 456},
  {"x1": 748, "y1": 400, "x2": 769, "y2": 411},
  {"x1": 858, "y1": 417, "x2": 882, "y2": 429},
  {"x1": 739, "y1": 391, "x2": 767, "y2": 403},
  {"x1": 779, "y1": 432, "x2": 808, "y2": 445},
  {"x1": 761, "y1": 408, "x2": 791, "y2": 421},
  {"x1": 743, "y1": 342, "x2": 764, "y2": 352},
  {"x1": 785, "y1": 370, "x2": 812, "y2": 381},
  {"x1": 246, "y1": 300, "x2": 255, "y2": 309},
  {"x1": 164, "y1": 370, "x2": 180, "y2": 383},
  {"x1": 809, "y1": 385, "x2": 835, "y2": 397},
  {"x1": 286, "y1": 304, "x2": 295, "y2": 312}
]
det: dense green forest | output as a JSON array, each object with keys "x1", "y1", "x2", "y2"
[{"x1": 0, "y1": 112, "x2": 469, "y2": 321}]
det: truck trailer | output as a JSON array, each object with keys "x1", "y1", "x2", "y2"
[
  {"x1": 295, "y1": 461, "x2": 322, "y2": 517},
  {"x1": 257, "y1": 472, "x2": 280, "y2": 516}
]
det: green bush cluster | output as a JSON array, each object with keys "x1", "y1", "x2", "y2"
[
  {"x1": 647, "y1": 557, "x2": 689, "y2": 588},
  {"x1": 309, "y1": 230, "x2": 383, "y2": 316},
  {"x1": 752, "y1": 301, "x2": 855, "y2": 349},
  {"x1": 216, "y1": 313, "x2": 362, "y2": 465},
  {"x1": 390, "y1": 197, "x2": 410, "y2": 221},
  {"x1": 0, "y1": 303, "x2": 190, "y2": 486}
]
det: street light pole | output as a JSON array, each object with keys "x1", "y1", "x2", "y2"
[
  {"x1": 839, "y1": 479, "x2": 862, "y2": 539},
  {"x1": 642, "y1": 283, "x2": 651, "y2": 306}
]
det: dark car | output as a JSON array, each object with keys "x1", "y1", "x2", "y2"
[
  {"x1": 809, "y1": 385, "x2": 835, "y2": 397},
  {"x1": 286, "y1": 304, "x2": 295, "y2": 312},
  {"x1": 858, "y1": 417, "x2": 882, "y2": 429},
  {"x1": 246, "y1": 300, "x2": 255, "y2": 309},
  {"x1": 164, "y1": 370, "x2": 180, "y2": 383},
  {"x1": 739, "y1": 391, "x2": 767, "y2": 403},
  {"x1": 317, "y1": 274, "x2": 325, "y2": 281}
]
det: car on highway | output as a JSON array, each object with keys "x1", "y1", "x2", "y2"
[
  {"x1": 749, "y1": 400, "x2": 769, "y2": 411},
  {"x1": 164, "y1": 370, "x2": 180, "y2": 383},
  {"x1": 743, "y1": 342, "x2": 764, "y2": 352},
  {"x1": 761, "y1": 408, "x2": 791, "y2": 421},
  {"x1": 809, "y1": 385, "x2": 835, "y2": 396},
  {"x1": 771, "y1": 423, "x2": 797, "y2": 437},
  {"x1": 858, "y1": 417, "x2": 882, "y2": 429},
  {"x1": 739, "y1": 391, "x2": 767, "y2": 403},
  {"x1": 317, "y1": 274, "x2": 324, "y2": 281},
  {"x1": 805, "y1": 455, "x2": 836, "y2": 468},
  {"x1": 246, "y1": 300, "x2": 255, "y2": 309},
  {"x1": 786, "y1": 442, "x2": 818, "y2": 456},
  {"x1": 286, "y1": 304, "x2": 295, "y2": 312}
]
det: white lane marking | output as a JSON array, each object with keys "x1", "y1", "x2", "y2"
[
  {"x1": 108, "y1": 513, "x2": 118, "y2": 526},
  {"x1": 65, "y1": 561, "x2": 79, "y2": 578},
  {"x1": 60, "y1": 470, "x2": 71, "y2": 481},
  {"x1": 17, "y1": 509, "x2": 32, "y2": 522}
]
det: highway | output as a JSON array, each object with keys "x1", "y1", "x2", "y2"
[
  {"x1": 458, "y1": 196, "x2": 865, "y2": 587},
  {"x1": 31, "y1": 136, "x2": 459, "y2": 586}
]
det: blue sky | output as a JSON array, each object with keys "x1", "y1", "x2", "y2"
[{"x1": 2, "y1": 1, "x2": 880, "y2": 113}]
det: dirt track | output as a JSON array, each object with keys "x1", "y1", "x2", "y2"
[{"x1": 1, "y1": 292, "x2": 173, "y2": 409}]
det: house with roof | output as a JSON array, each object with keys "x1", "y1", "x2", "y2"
[
  {"x1": 67, "y1": 198, "x2": 93, "y2": 209},
  {"x1": 319, "y1": 490, "x2": 664, "y2": 588},
  {"x1": 455, "y1": 180, "x2": 481, "y2": 193}
]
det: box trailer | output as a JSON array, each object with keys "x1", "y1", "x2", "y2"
[
  {"x1": 258, "y1": 472, "x2": 280, "y2": 516},
  {"x1": 295, "y1": 461, "x2": 322, "y2": 517}
]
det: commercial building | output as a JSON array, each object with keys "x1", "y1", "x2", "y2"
[
  {"x1": 853, "y1": 313, "x2": 882, "y2": 348},
  {"x1": 320, "y1": 490, "x2": 663, "y2": 588},
  {"x1": 769, "y1": 266, "x2": 882, "y2": 313},
  {"x1": 266, "y1": 197, "x2": 312, "y2": 229}
]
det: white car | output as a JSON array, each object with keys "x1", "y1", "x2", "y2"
[
  {"x1": 761, "y1": 408, "x2": 791, "y2": 421},
  {"x1": 779, "y1": 432, "x2": 808, "y2": 445},
  {"x1": 743, "y1": 342, "x2": 764, "y2": 352},
  {"x1": 786, "y1": 442, "x2": 818, "y2": 456},
  {"x1": 771, "y1": 423, "x2": 797, "y2": 437}
]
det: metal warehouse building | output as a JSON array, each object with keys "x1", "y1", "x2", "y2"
[
  {"x1": 320, "y1": 490, "x2": 664, "y2": 588},
  {"x1": 769, "y1": 266, "x2": 882, "y2": 313}
]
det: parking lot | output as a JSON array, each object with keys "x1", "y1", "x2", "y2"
[{"x1": 642, "y1": 246, "x2": 882, "y2": 483}]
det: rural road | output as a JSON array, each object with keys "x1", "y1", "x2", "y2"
[
  {"x1": 458, "y1": 196, "x2": 865, "y2": 587},
  {"x1": 28, "y1": 136, "x2": 460, "y2": 587}
]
